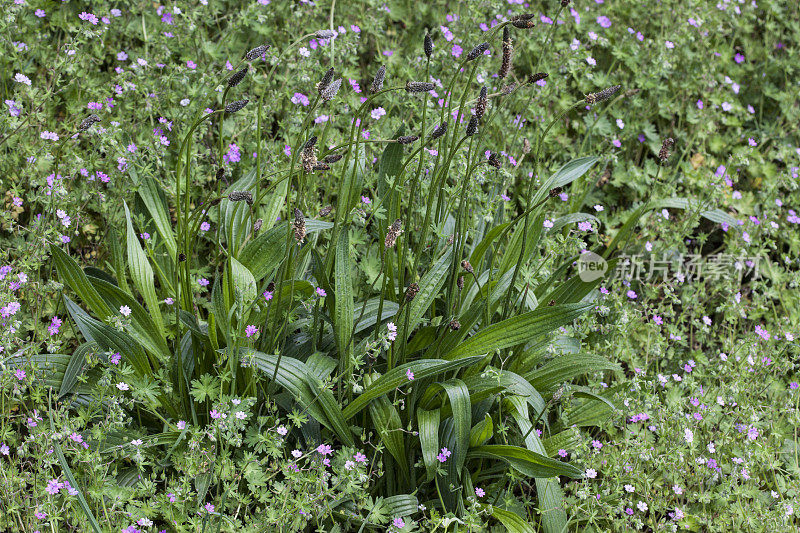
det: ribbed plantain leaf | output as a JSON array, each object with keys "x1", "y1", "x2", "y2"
[
  {"x1": 526, "y1": 353, "x2": 621, "y2": 393},
  {"x1": 236, "y1": 349, "x2": 353, "y2": 446},
  {"x1": 50, "y1": 245, "x2": 112, "y2": 321},
  {"x1": 124, "y1": 202, "x2": 165, "y2": 337},
  {"x1": 468, "y1": 444, "x2": 583, "y2": 479},
  {"x1": 486, "y1": 506, "x2": 538, "y2": 533},
  {"x1": 64, "y1": 297, "x2": 152, "y2": 378},
  {"x1": 469, "y1": 413, "x2": 493, "y2": 448},
  {"x1": 443, "y1": 303, "x2": 593, "y2": 361},
  {"x1": 417, "y1": 408, "x2": 440, "y2": 482},
  {"x1": 334, "y1": 228, "x2": 354, "y2": 371},
  {"x1": 136, "y1": 176, "x2": 177, "y2": 259},
  {"x1": 507, "y1": 396, "x2": 568, "y2": 533},
  {"x1": 88, "y1": 276, "x2": 170, "y2": 361},
  {"x1": 368, "y1": 396, "x2": 408, "y2": 480},
  {"x1": 341, "y1": 357, "x2": 481, "y2": 420}
]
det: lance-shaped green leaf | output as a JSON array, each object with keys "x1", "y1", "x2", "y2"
[
  {"x1": 136, "y1": 177, "x2": 177, "y2": 259},
  {"x1": 443, "y1": 303, "x2": 593, "y2": 361},
  {"x1": 485, "y1": 506, "x2": 537, "y2": 533},
  {"x1": 468, "y1": 445, "x2": 583, "y2": 478},
  {"x1": 334, "y1": 228, "x2": 354, "y2": 371},
  {"x1": 469, "y1": 413, "x2": 494, "y2": 448},
  {"x1": 417, "y1": 408, "x2": 440, "y2": 482},
  {"x1": 124, "y1": 202, "x2": 164, "y2": 337},
  {"x1": 236, "y1": 349, "x2": 353, "y2": 446},
  {"x1": 368, "y1": 396, "x2": 408, "y2": 479},
  {"x1": 229, "y1": 256, "x2": 257, "y2": 307},
  {"x1": 423, "y1": 379, "x2": 470, "y2": 479},
  {"x1": 239, "y1": 220, "x2": 333, "y2": 282},
  {"x1": 88, "y1": 276, "x2": 171, "y2": 361},
  {"x1": 530, "y1": 156, "x2": 598, "y2": 207},
  {"x1": 64, "y1": 297, "x2": 152, "y2": 378},
  {"x1": 527, "y1": 353, "x2": 620, "y2": 393},
  {"x1": 50, "y1": 244, "x2": 111, "y2": 320},
  {"x1": 341, "y1": 357, "x2": 482, "y2": 420},
  {"x1": 507, "y1": 396, "x2": 567, "y2": 533},
  {"x1": 404, "y1": 248, "x2": 452, "y2": 335}
]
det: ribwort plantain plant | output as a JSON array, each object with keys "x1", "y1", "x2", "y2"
[{"x1": 19, "y1": 4, "x2": 740, "y2": 531}]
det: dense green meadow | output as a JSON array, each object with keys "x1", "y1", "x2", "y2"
[{"x1": 1, "y1": 0, "x2": 799, "y2": 531}]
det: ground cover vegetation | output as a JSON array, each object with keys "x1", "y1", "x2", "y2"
[{"x1": 1, "y1": 0, "x2": 799, "y2": 531}]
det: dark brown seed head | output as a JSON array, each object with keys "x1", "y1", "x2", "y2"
[
  {"x1": 320, "y1": 78, "x2": 342, "y2": 101},
  {"x1": 561, "y1": 0, "x2": 571, "y2": 6},
  {"x1": 215, "y1": 167, "x2": 226, "y2": 181},
  {"x1": 385, "y1": 218, "x2": 404, "y2": 248},
  {"x1": 488, "y1": 152, "x2": 501, "y2": 168},
  {"x1": 449, "y1": 319, "x2": 461, "y2": 331},
  {"x1": 659, "y1": 137, "x2": 675, "y2": 162},
  {"x1": 324, "y1": 154, "x2": 342, "y2": 164},
  {"x1": 510, "y1": 13, "x2": 536, "y2": 22},
  {"x1": 461, "y1": 260, "x2": 473, "y2": 273},
  {"x1": 406, "y1": 81, "x2": 434, "y2": 93},
  {"x1": 319, "y1": 205, "x2": 333, "y2": 217},
  {"x1": 466, "y1": 42, "x2": 490, "y2": 61},
  {"x1": 424, "y1": 33, "x2": 433, "y2": 58},
  {"x1": 245, "y1": 44, "x2": 269, "y2": 61},
  {"x1": 511, "y1": 19, "x2": 536, "y2": 29},
  {"x1": 499, "y1": 28, "x2": 512, "y2": 79},
  {"x1": 475, "y1": 86, "x2": 488, "y2": 119},
  {"x1": 228, "y1": 191, "x2": 253, "y2": 205},
  {"x1": 225, "y1": 99, "x2": 249, "y2": 114},
  {"x1": 301, "y1": 139, "x2": 317, "y2": 173},
  {"x1": 397, "y1": 135, "x2": 419, "y2": 145},
  {"x1": 371, "y1": 65, "x2": 386, "y2": 93},
  {"x1": 430, "y1": 122, "x2": 448, "y2": 141},
  {"x1": 253, "y1": 218, "x2": 263, "y2": 234},
  {"x1": 466, "y1": 116, "x2": 478, "y2": 136},
  {"x1": 228, "y1": 67, "x2": 248, "y2": 88},
  {"x1": 405, "y1": 283, "x2": 420, "y2": 302},
  {"x1": 549, "y1": 299, "x2": 556, "y2": 306},
  {"x1": 548, "y1": 187, "x2": 563, "y2": 198},
  {"x1": 178, "y1": 252, "x2": 186, "y2": 262},
  {"x1": 585, "y1": 85, "x2": 621, "y2": 106},
  {"x1": 266, "y1": 281, "x2": 275, "y2": 292},
  {"x1": 312, "y1": 162, "x2": 330, "y2": 171},
  {"x1": 78, "y1": 114, "x2": 101, "y2": 131},
  {"x1": 293, "y1": 208, "x2": 306, "y2": 244},
  {"x1": 529, "y1": 72, "x2": 549, "y2": 84},
  {"x1": 457, "y1": 276, "x2": 464, "y2": 291},
  {"x1": 501, "y1": 83, "x2": 517, "y2": 95},
  {"x1": 315, "y1": 29, "x2": 337, "y2": 39},
  {"x1": 522, "y1": 138, "x2": 531, "y2": 154},
  {"x1": 317, "y1": 68, "x2": 335, "y2": 95}
]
